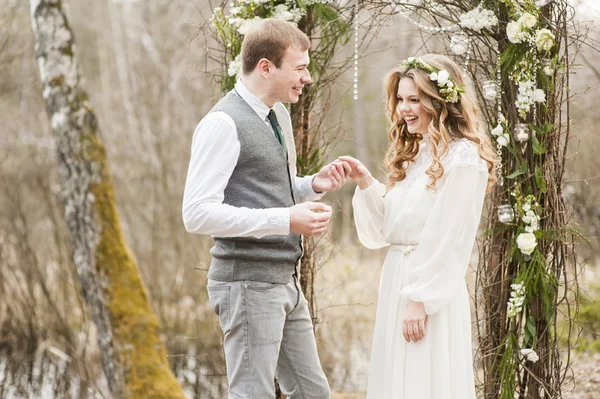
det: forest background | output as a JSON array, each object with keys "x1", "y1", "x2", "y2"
[{"x1": 1, "y1": 0, "x2": 599, "y2": 397}]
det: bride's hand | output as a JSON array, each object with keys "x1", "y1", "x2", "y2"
[
  {"x1": 403, "y1": 300, "x2": 427, "y2": 343},
  {"x1": 337, "y1": 156, "x2": 373, "y2": 190}
]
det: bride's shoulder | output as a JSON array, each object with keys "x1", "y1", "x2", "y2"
[
  {"x1": 443, "y1": 138, "x2": 485, "y2": 170},
  {"x1": 448, "y1": 137, "x2": 478, "y2": 152}
]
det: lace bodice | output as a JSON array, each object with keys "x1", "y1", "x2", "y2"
[
  {"x1": 352, "y1": 137, "x2": 488, "y2": 249},
  {"x1": 400, "y1": 138, "x2": 487, "y2": 188}
]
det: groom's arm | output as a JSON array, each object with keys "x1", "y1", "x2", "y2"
[
  {"x1": 294, "y1": 161, "x2": 351, "y2": 203},
  {"x1": 273, "y1": 102, "x2": 348, "y2": 203},
  {"x1": 182, "y1": 113, "x2": 290, "y2": 238}
]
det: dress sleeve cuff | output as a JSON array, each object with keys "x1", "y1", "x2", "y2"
[
  {"x1": 400, "y1": 286, "x2": 438, "y2": 315},
  {"x1": 356, "y1": 178, "x2": 385, "y2": 196}
]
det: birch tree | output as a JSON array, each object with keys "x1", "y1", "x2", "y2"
[{"x1": 28, "y1": 0, "x2": 186, "y2": 397}]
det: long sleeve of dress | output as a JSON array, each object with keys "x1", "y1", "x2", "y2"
[
  {"x1": 400, "y1": 163, "x2": 488, "y2": 315},
  {"x1": 352, "y1": 179, "x2": 389, "y2": 249}
]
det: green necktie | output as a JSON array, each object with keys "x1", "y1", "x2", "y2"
[{"x1": 267, "y1": 109, "x2": 288, "y2": 155}]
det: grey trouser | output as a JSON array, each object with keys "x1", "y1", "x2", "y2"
[{"x1": 207, "y1": 277, "x2": 330, "y2": 399}]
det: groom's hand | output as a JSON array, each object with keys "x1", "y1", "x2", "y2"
[
  {"x1": 290, "y1": 202, "x2": 332, "y2": 237},
  {"x1": 312, "y1": 161, "x2": 352, "y2": 193}
]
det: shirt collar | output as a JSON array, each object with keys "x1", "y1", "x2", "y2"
[{"x1": 235, "y1": 79, "x2": 272, "y2": 122}]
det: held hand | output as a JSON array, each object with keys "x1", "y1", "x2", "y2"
[
  {"x1": 337, "y1": 156, "x2": 373, "y2": 190},
  {"x1": 402, "y1": 300, "x2": 427, "y2": 343},
  {"x1": 312, "y1": 161, "x2": 353, "y2": 193},
  {"x1": 290, "y1": 202, "x2": 332, "y2": 237}
]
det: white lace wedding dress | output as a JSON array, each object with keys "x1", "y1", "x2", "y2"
[{"x1": 353, "y1": 137, "x2": 488, "y2": 399}]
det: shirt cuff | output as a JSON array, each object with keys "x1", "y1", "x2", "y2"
[
  {"x1": 267, "y1": 207, "x2": 291, "y2": 235},
  {"x1": 297, "y1": 174, "x2": 325, "y2": 202},
  {"x1": 311, "y1": 175, "x2": 323, "y2": 194}
]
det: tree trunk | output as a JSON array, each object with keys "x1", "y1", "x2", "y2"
[
  {"x1": 28, "y1": 1, "x2": 186, "y2": 397},
  {"x1": 291, "y1": 7, "x2": 319, "y2": 322}
]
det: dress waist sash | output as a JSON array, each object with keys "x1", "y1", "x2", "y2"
[{"x1": 389, "y1": 243, "x2": 417, "y2": 256}]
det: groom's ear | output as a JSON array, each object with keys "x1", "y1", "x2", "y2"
[{"x1": 257, "y1": 58, "x2": 271, "y2": 78}]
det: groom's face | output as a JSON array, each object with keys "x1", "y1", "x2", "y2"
[{"x1": 269, "y1": 47, "x2": 312, "y2": 104}]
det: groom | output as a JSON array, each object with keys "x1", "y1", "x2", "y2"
[{"x1": 182, "y1": 18, "x2": 350, "y2": 398}]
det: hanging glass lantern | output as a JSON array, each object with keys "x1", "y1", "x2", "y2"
[
  {"x1": 497, "y1": 204, "x2": 515, "y2": 224},
  {"x1": 513, "y1": 123, "x2": 530, "y2": 142},
  {"x1": 542, "y1": 59, "x2": 553, "y2": 76},
  {"x1": 450, "y1": 33, "x2": 469, "y2": 55},
  {"x1": 482, "y1": 80, "x2": 499, "y2": 100}
]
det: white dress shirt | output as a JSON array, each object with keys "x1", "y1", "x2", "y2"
[{"x1": 182, "y1": 80, "x2": 323, "y2": 238}]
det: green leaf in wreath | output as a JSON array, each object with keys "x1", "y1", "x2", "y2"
[
  {"x1": 532, "y1": 134, "x2": 547, "y2": 155},
  {"x1": 526, "y1": 316, "x2": 537, "y2": 338},
  {"x1": 535, "y1": 166, "x2": 547, "y2": 193},
  {"x1": 521, "y1": 161, "x2": 528, "y2": 175},
  {"x1": 523, "y1": 316, "x2": 537, "y2": 347},
  {"x1": 506, "y1": 170, "x2": 525, "y2": 179}
]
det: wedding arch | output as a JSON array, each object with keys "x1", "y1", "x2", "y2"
[{"x1": 206, "y1": 1, "x2": 581, "y2": 397}]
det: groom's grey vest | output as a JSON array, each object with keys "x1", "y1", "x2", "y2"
[{"x1": 207, "y1": 91, "x2": 302, "y2": 284}]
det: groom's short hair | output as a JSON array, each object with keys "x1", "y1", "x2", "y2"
[{"x1": 241, "y1": 18, "x2": 310, "y2": 75}]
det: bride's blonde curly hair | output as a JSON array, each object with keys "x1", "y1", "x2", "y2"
[{"x1": 384, "y1": 54, "x2": 497, "y2": 191}]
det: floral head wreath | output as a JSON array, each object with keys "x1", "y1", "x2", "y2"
[{"x1": 401, "y1": 57, "x2": 464, "y2": 103}]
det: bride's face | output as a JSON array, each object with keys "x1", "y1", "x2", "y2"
[{"x1": 396, "y1": 77, "x2": 432, "y2": 135}]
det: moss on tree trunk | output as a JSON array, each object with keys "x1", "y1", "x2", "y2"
[{"x1": 29, "y1": 0, "x2": 186, "y2": 397}]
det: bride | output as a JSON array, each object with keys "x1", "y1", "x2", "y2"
[{"x1": 340, "y1": 54, "x2": 497, "y2": 398}]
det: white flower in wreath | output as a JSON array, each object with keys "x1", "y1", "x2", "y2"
[
  {"x1": 492, "y1": 124, "x2": 503, "y2": 137},
  {"x1": 518, "y1": 13, "x2": 538, "y2": 29},
  {"x1": 520, "y1": 348, "x2": 539, "y2": 363},
  {"x1": 511, "y1": 282, "x2": 525, "y2": 294},
  {"x1": 430, "y1": 72, "x2": 438, "y2": 81},
  {"x1": 229, "y1": 17, "x2": 243, "y2": 26},
  {"x1": 437, "y1": 70, "x2": 450, "y2": 85},
  {"x1": 274, "y1": 4, "x2": 295, "y2": 22},
  {"x1": 523, "y1": 203, "x2": 531, "y2": 212},
  {"x1": 507, "y1": 282, "x2": 526, "y2": 318},
  {"x1": 227, "y1": 54, "x2": 243, "y2": 77},
  {"x1": 275, "y1": 4, "x2": 289, "y2": 13},
  {"x1": 446, "y1": 92, "x2": 459, "y2": 103},
  {"x1": 531, "y1": 219, "x2": 539, "y2": 231},
  {"x1": 507, "y1": 21, "x2": 525, "y2": 43},
  {"x1": 517, "y1": 232, "x2": 537, "y2": 255},
  {"x1": 497, "y1": 133, "x2": 509, "y2": 147},
  {"x1": 276, "y1": 10, "x2": 295, "y2": 21},
  {"x1": 289, "y1": 7, "x2": 305, "y2": 23},
  {"x1": 238, "y1": 16, "x2": 265, "y2": 35},
  {"x1": 458, "y1": 6, "x2": 499, "y2": 32},
  {"x1": 536, "y1": 28, "x2": 555, "y2": 52}
]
